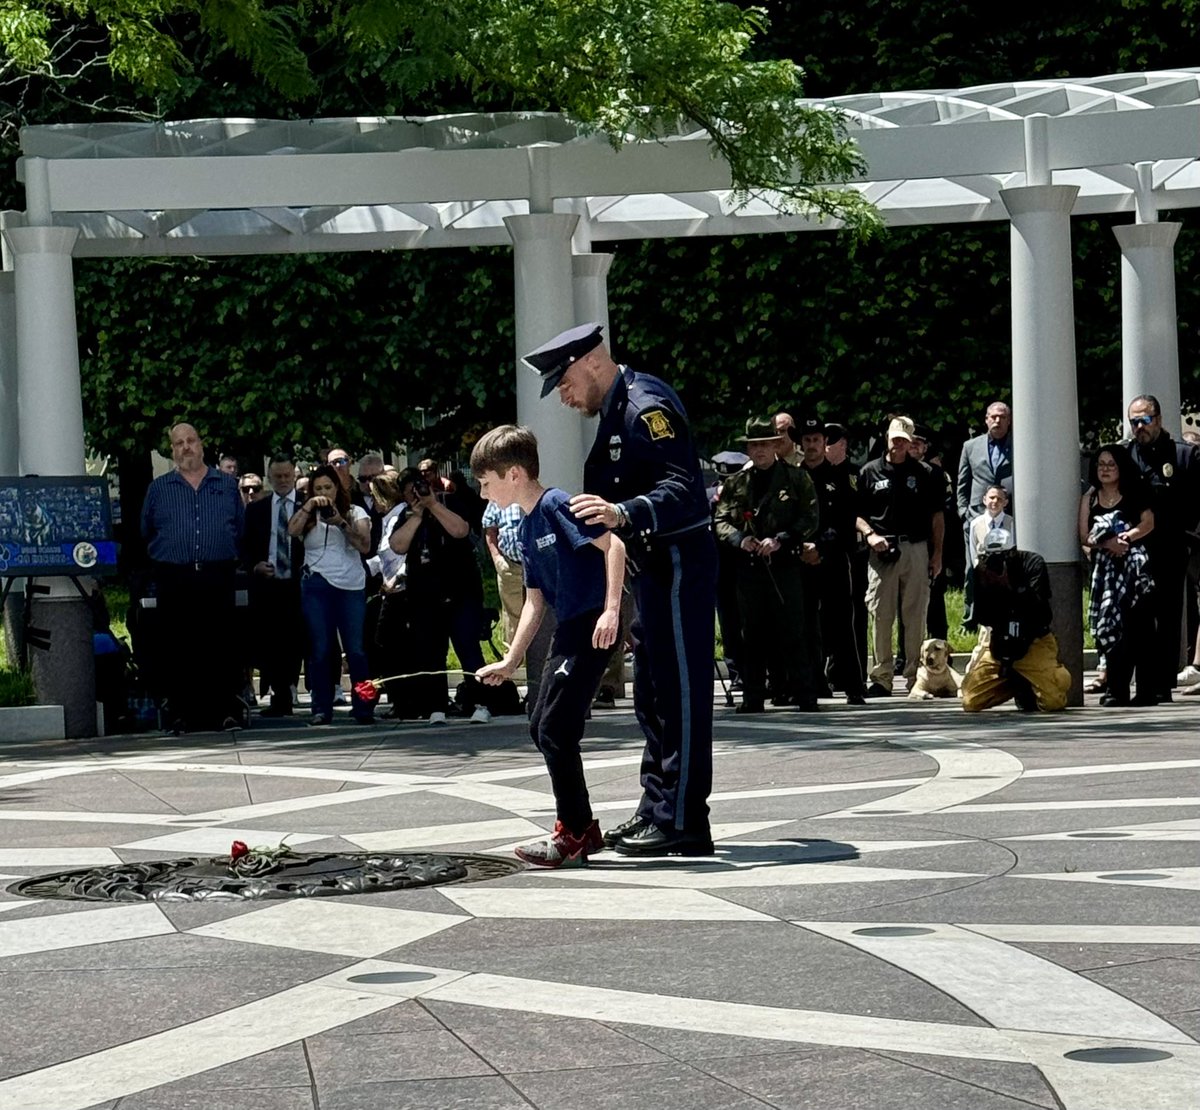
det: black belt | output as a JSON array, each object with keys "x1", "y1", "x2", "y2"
[{"x1": 154, "y1": 559, "x2": 238, "y2": 573}]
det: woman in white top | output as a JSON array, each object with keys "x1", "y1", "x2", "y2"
[{"x1": 288, "y1": 464, "x2": 372, "y2": 725}]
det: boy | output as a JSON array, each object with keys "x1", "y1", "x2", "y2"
[
  {"x1": 969, "y1": 484, "x2": 1014, "y2": 559},
  {"x1": 472, "y1": 425, "x2": 626, "y2": 867}
]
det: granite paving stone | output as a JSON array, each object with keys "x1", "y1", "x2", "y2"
[{"x1": 0, "y1": 698, "x2": 1194, "y2": 1110}]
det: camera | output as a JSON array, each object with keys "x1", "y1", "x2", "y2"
[
  {"x1": 413, "y1": 479, "x2": 431, "y2": 498},
  {"x1": 318, "y1": 504, "x2": 336, "y2": 521}
]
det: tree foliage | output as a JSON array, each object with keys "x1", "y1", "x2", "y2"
[{"x1": 0, "y1": 0, "x2": 878, "y2": 229}]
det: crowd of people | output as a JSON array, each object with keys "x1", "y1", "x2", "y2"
[
  {"x1": 139, "y1": 424, "x2": 505, "y2": 731},
  {"x1": 134, "y1": 388, "x2": 1200, "y2": 736}
]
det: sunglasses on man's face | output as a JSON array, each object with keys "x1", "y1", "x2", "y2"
[
  {"x1": 241, "y1": 485, "x2": 261, "y2": 493},
  {"x1": 1130, "y1": 415, "x2": 1155, "y2": 428}
]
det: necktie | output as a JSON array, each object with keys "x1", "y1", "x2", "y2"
[{"x1": 275, "y1": 498, "x2": 291, "y2": 579}]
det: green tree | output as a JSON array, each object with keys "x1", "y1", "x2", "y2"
[{"x1": 1, "y1": 0, "x2": 878, "y2": 228}]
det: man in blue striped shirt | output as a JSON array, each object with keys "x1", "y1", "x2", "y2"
[{"x1": 141, "y1": 422, "x2": 245, "y2": 731}]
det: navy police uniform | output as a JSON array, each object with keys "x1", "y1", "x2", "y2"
[{"x1": 525, "y1": 324, "x2": 717, "y2": 847}]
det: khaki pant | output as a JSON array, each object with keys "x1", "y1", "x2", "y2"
[
  {"x1": 866, "y1": 540, "x2": 929, "y2": 689},
  {"x1": 962, "y1": 632, "x2": 1070, "y2": 712},
  {"x1": 495, "y1": 556, "x2": 525, "y2": 662}
]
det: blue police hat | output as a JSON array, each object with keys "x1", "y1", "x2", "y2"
[
  {"x1": 711, "y1": 450, "x2": 749, "y2": 475},
  {"x1": 522, "y1": 323, "x2": 605, "y2": 398}
]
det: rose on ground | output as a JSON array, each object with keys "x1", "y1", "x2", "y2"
[{"x1": 230, "y1": 840, "x2": 249, "y2": 862}]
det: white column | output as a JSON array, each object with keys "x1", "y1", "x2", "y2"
[
  {"x1": 504, "y1": 213, "x2": 585, "y2": 491},
  {"x1": 3, "y1": 226, "x2": 85, "y2": 474},
  {"x1": 2, "y1": 223, "x2": 95, "y2": 737},
  {"x1": 1000, "y1": 183, "x2": 1084, "y2": 704},
  {"x1": 572, "y1": 252, "x2": 613, "y2": 475},
  {"x1": 0, "y1": 270, "x2": 16, "y2": 475},
  {"x1": 1114, "y1": 222, "x2": 1182, "y2": 437}
]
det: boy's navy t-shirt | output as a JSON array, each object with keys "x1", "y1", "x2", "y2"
[{"x1": 518, "y1": 488, "x2": 607, "y2": 622}]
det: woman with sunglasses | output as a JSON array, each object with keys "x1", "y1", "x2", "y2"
[
  {"x1": 288, "y1": 464, "x2": 374, "y2": 725},
  {"x1": 1079, "y1": 443, "x2": 1155, "y2": 706}
]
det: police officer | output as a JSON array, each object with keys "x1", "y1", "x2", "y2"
[
  {"x1": 792, "y1": 415, "x2": 867, "y2": 705},
  {"x1": 1125, "y1": 394, "x2": 1200, "y2": 702},
  {"x1": 714, "y1": 417, "x2": 820, "y2": 712},
  {"x1": 523, "y1": 323, "x2": 718, "y2": 857}
]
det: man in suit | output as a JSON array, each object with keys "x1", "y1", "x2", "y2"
[
  {"x1": 244, "y1": 454, "x2": 306, "y2": 716},
  {"x1": 956, "y1": 401, "x2": 1013, "y2": 628}
]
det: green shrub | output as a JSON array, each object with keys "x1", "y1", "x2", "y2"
[{"x1": 0, "y1": 666, "x2": 35, "y2": 708}]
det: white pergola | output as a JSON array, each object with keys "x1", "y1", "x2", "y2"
[{"x1": 3, "y1": 68, "x2": 1199, "y2": 724}]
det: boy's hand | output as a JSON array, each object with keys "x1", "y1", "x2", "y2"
[
  {"x1": 476, "y1": 661, "x2": 515, "y2": 686},
  {"x1": 593, "y1": 607, "x2": 620, "y2": 649}
]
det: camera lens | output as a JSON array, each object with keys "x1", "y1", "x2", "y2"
[{"x1": 318, "y1": 505, "x2": 335, "y2": 520}]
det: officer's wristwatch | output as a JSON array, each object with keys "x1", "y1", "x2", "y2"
[{"x1": 612, "y1": 502, "x2": 629, "y2": 530}]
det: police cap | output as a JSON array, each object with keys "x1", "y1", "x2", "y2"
[
  {"x1": 711, "y1": 450, "x2": 750, "y2": 475},
  {"x1": 787, "y1": 414, "x2": 826, "y2": 444},
  {"x1": 825, "y1": 422, "x2": 848, "y2": 445},
  {"x1": 523, "y1": 323, "x2": 604, "y2": 398}
]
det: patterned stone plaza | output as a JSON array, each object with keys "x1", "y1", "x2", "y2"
[{"x1": 0, "y1": 693, "x2": 1196, "y2": 1109}]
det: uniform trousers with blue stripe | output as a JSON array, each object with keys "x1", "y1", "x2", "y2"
[{"x1": 630, "y1": 530, "x2": 718, "y2": 833}]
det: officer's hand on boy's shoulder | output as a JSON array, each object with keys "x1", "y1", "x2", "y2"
[{"x1": 569, "y1": 493, "x2": 618, "y2": 529}]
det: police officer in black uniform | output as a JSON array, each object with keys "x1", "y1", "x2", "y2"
[
  {"x1": 524, "y1": 323, "x2": 718, "y2": 857},
  {"x1": 1125, "y1": 393, "x2": 1200, "y2": 702},
  {"x1": 792, "y1": 415, "x2": 867, "y2": 705}
]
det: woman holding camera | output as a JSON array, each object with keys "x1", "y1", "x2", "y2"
[
  {"x1": 389, "y1": 468, "x2": 491, "y2": 723},
  {"x1": 288, "y1": 463, "x2": 373, "y2": 725}
]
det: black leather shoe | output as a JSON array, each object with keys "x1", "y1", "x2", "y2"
[
  {"x1": 846, "y1": 691, "x2": 866, "y2": 706},
  {"x1": 602, "y1": 814, "x2": 651, "y2": 848},
  {"x1": 260, "y1": 703, "x2": 294, "y2": 718},
  {"x1": 612, "y1": 824, "x2": 715, "y2": 857},
  {"x1": 735, "y1": 700, "x2": 765, "y2": 714},
  {"x1": 793, "y1": 701, "x2": 821, "y2": 712},
  {"x1": 1130, "y1": 691, "x2": 1159, "y2": 707}
]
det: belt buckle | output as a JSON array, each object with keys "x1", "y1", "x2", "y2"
[{"x1": 194, "y1": 561, "x2": 203, "y2": 572}]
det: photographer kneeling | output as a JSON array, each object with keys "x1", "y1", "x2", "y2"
[
  {"x1": 961, "y1": 528, "x2": 1071, "y2": 712},
  {"x1": 389, "y1": 468, "x2": 493, "y2": 723},
  {"x1": 289, "y1": 464, "x2": 374, "y2": 725}
]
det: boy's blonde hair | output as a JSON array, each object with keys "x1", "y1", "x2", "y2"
[{"x1": 470, "y1": 424, "x2": 540, "y2": 480}]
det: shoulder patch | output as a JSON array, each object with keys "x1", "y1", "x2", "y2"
[{"x1": 639, "y1": 410, "x2": 675, "y2": 441}]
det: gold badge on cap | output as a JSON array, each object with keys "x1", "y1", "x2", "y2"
[
  {"x1": 641, "y1": 410, "x2": 675, "y2": 441},
  {"x1": 1163, "y1": 463, "x2": 1174, "y2": 478}
]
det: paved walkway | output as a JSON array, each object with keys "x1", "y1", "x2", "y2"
[{"x1": 0, "y1": 693, "x2": 1197, "y2": 1109}]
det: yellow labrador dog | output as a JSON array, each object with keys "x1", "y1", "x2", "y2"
[{"x1": 908, "y1": 638, "x2": 963, "y2": 699}]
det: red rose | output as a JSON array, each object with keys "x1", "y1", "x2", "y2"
[
  {"x1": 230, "y1": 840, "x2": 250, "y2": 862},
  {"x1": 742, "y1": 510, "x2": 754, "y2": 521},
  {"x1": 354, "y1": 680, "x2": 381, "y2": 704}
]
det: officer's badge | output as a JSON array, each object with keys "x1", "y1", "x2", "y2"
[
  {"x1": 1164, "y1": 462, "x2": 1175, "y2": 478},
  {"x1": 640, "y1": 410, "x2": 675, "y2": 441},
  {"x1": 826, "y1": 482, "x2": 836, "y2": 493},
  {"x1": 848, "y1": 474, "x2": 858, "y2": 491},
  {"x1": 906, "y1": 475, "x2": 918, "y2": 490},
  {"x1": 779, "y1": 490, "x2": 790, "y2": 501},
  {"x1": 609, "y1": 434, "x2": 622, "y2": 461}
]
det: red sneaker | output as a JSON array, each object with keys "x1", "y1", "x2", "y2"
[
  {"x1": 580, "y1": 820, "x2": 604, "y2": 856},
  {"x1": 514, "y1": 821, "x2": 590, "y2": 868}
]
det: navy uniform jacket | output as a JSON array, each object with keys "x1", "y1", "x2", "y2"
[{"x1": 584, "y1": 367, "x2": 710, "y2": 559}]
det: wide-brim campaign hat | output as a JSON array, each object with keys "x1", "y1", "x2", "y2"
[
  {"x1": 522, "y1": 323, "x2": 605, "y2": 398},
  {"x1": 743, "y1": 416, "x2": 782, "y2": 442}
]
